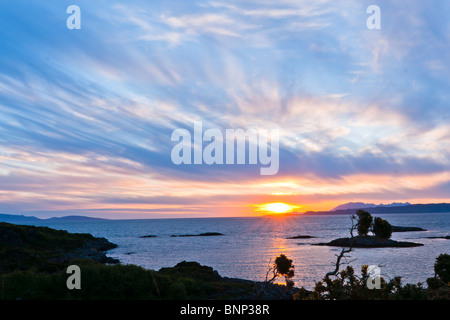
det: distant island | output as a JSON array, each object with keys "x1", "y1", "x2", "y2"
[
  {"x1": 0, "y1": 213, "x2": 107, "y2": 223},
  {"x1": 302, "y1": 203, "x2": 450, "y2": 215}
]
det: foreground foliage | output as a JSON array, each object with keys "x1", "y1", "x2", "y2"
[
  {"x1": 293, "y1": 253, "x2": 450, "y2": 300},
  {"x1": 0, "y1": 260, "x2": 255, "y2": 300}
]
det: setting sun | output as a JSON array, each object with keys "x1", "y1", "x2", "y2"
[{"x1": 256, "y1": 202, "x2": 299, "y2": 214}]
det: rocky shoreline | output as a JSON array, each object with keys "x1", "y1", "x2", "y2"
[{"x1": 0, "y1": 222, "x2": 118, "y2": 273}]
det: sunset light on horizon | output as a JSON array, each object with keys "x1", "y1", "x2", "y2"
[{"x1": 255, "y1": 202, "x2": 301, "y2": 214}]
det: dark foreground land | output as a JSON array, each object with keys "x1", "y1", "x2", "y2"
[
  {"x1": 0, "y1": 222, "x2": 449, "y2": 300},
  {"x1": 0, "y1": 222, "x2": 290, "y2": 300}
]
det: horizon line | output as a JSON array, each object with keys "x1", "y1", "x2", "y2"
[{"x1": 2, "y1": 202, "x2": 450, "y2": 221}]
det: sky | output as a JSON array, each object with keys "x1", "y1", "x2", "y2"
[{"x1": 0, "y1": 0, "x2": 449, "y2": 219}]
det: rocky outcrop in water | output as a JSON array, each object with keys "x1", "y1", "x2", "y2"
[
  {"x1": 314, "y1": 236, "x2": 423, "y2": 248},
  {"x1": 286, "y1": 235, "x2": 316, "y2": 239},
  {"x1": 392, "y1": 226, "x2": 426, "y2": 232},
  {"x1": 170, "y1": 232, "x2": 224, "y2": 237}
]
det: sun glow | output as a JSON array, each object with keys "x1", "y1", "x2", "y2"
[{"x1": 256, "y1": 202, "x2": 299, "y2": 214}]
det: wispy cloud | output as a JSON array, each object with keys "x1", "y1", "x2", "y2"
[{"x1": 0, "y1": 0, "x2": 449, "y2": 217}]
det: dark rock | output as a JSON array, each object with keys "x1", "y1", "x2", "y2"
[
  {"x1": 139, "y1": 235, "x2": 157, "y2": 238},
  {"x1": 286, "y1": 235, "x2": 315, "y2": 239},
  {"x1": 314, "y1": 236, "x2": 423, "y2": 248},
  {"x1": 159, "y1": 261, "x2": 222, "y2": 281},
  {"x1": 423, "y1": 236, "x2": 450, "y2": 240},
  {"x1": 171, "y1": 232, "x2": 224, "y2": 237},
  {"x1": 392, "y1": 226, "x2": 426, "y2": 232}
]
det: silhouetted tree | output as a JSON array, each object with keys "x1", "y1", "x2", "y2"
[
  {"x1": 372, "y1": 217, "x2": 393, "y2": 240},
  {"x1": 434, "y1": 253, "x2": 450, "y2": 283},
  {"x1": 265, "y1": 254, "x2": 295, "y2": 288},
  {"x1": 356, "y1": 209, "x2": 373, "y2": 236},
  {"x1": 426, "y1": 253, "x2": 450, "y2": 299}
]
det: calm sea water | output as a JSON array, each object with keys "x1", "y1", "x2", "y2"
[{"x1": 23, "y1": 212, "x2": 450, "y2": 290}]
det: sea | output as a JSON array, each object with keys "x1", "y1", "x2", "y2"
[{"x1": 20, "y1": 212, "x2": 450, "y2": 290}]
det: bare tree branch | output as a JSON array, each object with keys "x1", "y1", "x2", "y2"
[
  {"x1": 325, "y1": 215, "x2": 357, "y2": 278},
  {"x1": 264, "y1": 259, "x2": 277, "y2": 285}
]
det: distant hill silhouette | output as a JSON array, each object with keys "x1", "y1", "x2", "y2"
[
  {"x1": 0, "y1": 214, "x2": 41, "y2": 223},
  {"x1": 0, "y1": 213, "x2": 106, "y2": 223},
  {"x1": 303, "y1": 203, "x2": 450, "y2": 215},
  {"x1": 45, "y1": 215, "x2": 106, "y2": 222},
  {"x1": 332, "y1": 202, "x2": 411, "y2": 211}
]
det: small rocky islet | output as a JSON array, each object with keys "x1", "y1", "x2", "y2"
[
  {"x1": 286, "y1": 235, "x2": 316, "y2": 239},
  {"x1": 391, "y1": 226, "x2": 427, "y2": 232},
  {"x1": 171, "y1": 232, "x2": 224, "y2": 237},
  {"x1": 139, "y1": 232, "x2": 225, "y2": 238},
  {"x1": 312, "y1": 224, "x2": 429, "y2": 248},
  {"x1": 314, "y1": 236, "x2": 424, "y2": 248},
  {"x1": 290, "y1": 224, "x2": 431, "y2": 248}
]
